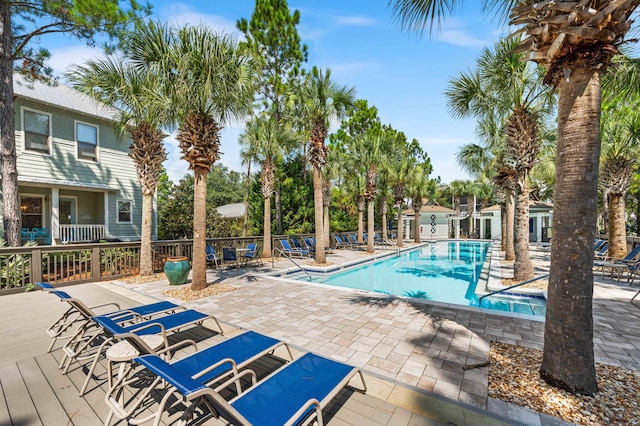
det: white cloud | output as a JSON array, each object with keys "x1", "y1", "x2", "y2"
[
  {"x1": 438, "y1": 30, "x2": 489, "y2": 48},
  {"x1": 48, "y1": 44, "x2": 106, "y2": 77},
  {"x1": 159, "y1": 3, "x2": 240, "y2": 36},
  {"x1": 333, "y1": 15, "x2": 375, "y2": 26}
]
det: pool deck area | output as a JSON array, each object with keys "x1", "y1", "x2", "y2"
[{"x1": 2, "y1": 241, "x2": 639, "y2": 425}]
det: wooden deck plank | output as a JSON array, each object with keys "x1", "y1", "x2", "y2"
[
  {"x1": 0, "y1": 361, "x2": 43, "y2": 425},
  {"x1": 34, "y1": 353, "x2": 102, "y2": 426},
  {"x1": 0, "y1": 365, "x2": 12, "y2": 425},
  {"x1": 17, "y1": 357, "x2": 71, "y2": 426}
]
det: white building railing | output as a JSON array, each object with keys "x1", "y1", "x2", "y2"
[{"x1": 59, "y1": 224, "x2": 106, "y2": 243}]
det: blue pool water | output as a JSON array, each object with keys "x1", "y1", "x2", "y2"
[{"x1": 286, "y1": 241, "x2": 546, "y2": 316}]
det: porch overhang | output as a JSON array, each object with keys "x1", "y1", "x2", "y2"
[{"x1": 18, "y1": 176, "x2": 118, "y2": 192}]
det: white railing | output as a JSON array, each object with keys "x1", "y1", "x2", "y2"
[{"x1": 59, "y1": 224, "x2": 106, "y2": 243}]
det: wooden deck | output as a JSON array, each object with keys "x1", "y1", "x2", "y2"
[{"x1": 0, "y1": 285, "x2": 438, "y2": 425}]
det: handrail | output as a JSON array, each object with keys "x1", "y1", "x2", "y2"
[
  {"x1": 478, "y1": 274, "x2": 549, "y2": 305},
  {"x1": 272, "y1": 247, "x2": 313, "y2": 281}
]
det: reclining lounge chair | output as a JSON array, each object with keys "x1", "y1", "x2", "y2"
[
  {"x1": 128, "y1": 351, "x2": 367, "y2": 426},
  {"x1": 104, "y1": 330, "x2": 294, "y2": 426}
]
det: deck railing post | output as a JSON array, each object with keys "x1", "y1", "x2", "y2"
[
  {"x1": 31, "y1": 249, "x2": 42, "y2": 283},
  {"x1": 91, "y1": 247, "x2": 101, "y2": 280}
]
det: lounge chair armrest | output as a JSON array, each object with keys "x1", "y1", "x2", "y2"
[
  {"x1": 217, "y1": 369, "x2": 257, "y2": 396},
  {"x1": 283, "y1": 398, "x2": 323, "y2": 426},
  {"x1": 155, "y1": 339, "x2": 198, "y2": 357},
  {"x1": 191, "y1": 357, "x2": 236, "y2": 381},
  {"x1": 89, "y1": 302, "x2": 122, "y2": 312}
]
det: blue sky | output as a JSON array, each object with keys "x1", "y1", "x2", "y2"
[{"x1": 48, "y1": 1, "x2": 510, "y2": 184}]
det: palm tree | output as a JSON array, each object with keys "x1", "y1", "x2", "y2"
[
  {"x1": 377, "y1": 170, "x2": 392, "y2": 241},
  {"x1": 128, "y1": 22, "x2": 255, "y2": 291},
  {"x1": 294, "y1": 67, "x2": 355, "y2": 263},
  {"x1": 66, "y1": 57, "x2": 168, "y2": 276},
  {"x1": 447, "y1": 179, "x2": 467, "y2": 238},
  {"x1": 322, "y1": 147, "x2": 344, "y2": 248},
  {"x1": 240, "y1": 117, "x2": 297, "y2": 257},
  {"x1": 343, "y1": 173, "x2": 366, "y2": 243},
  {"x1": 388, "y1": 157, "x2": 415, "y2": 248},
  {"x1": 599, "y1": 104, "x2": 640, "y2": 258},
  {"x1": 358, "y1": 132, "x2": 386, "y2": 253},
  {"x1": 447, "y1": 36, "x2": 555, "y2": 280},
  {"x1": 408, "y1": 167, "x2": 430, "y2": 243},
  {"x1": 390, "y1": 0, "x2": 640, "y2": 395}
]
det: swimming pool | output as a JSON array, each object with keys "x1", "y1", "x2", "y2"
[{"x1": 283, "y1": 241, "x2": 546, "y2": 317}]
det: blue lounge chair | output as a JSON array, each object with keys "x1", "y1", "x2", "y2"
[
  {"x1": 242, "y1": 243, "x2": 262, "y2": 266},
  {"x1": 206, "y1": 245, "x2": 220, "y2": 269},
  {"x1": 290, "y1": 237, "x2": 305, "y2": 250},
  {"x1": 131, "y1": 351, "x2": 367, "y2": 426},
  {"x1": 279, "y1": 239, "x2": 309, "y2": 257},
  {"x1": 594, "y1": 245, "x2": 640, "y2": 280},
  {"x1": 594, "y1": 241, "x2": 609, "y2": 260},
  {"x1": 62, "y1": 307, "x2": 222, "y2": 396},
  {"x1": 104, "y1": 330, "x2": 294, "y2": 426},
  {"x1": 222, "y1": 247, "x2": 240, "y2": 269},
  {"x1": 40, "y1": 287, "x2": 183, "y2": 353}
]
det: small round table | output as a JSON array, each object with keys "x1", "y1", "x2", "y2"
[{"x1": 106, "y1": 335, "x2": 165, "y2": 387}]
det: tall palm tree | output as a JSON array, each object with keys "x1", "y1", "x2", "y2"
[
  {"x1": 240, "y1": 117, "x2": 297, "y2": 257},
  {"x1": 388, "y1": 157, "x2": 416, "y2": 248},
  {"x1": 322, "y1": 147, "x2": 344, "y2": 248},
  {"x1": 377, "y1": 170, "x2": 392, "y2": 241},
  {"x1": 447, "y1": 36, "x2": 555, "y2": 280},
  {"x1": 390, "y1": 0, "x2": 640, "y2": 395},
  {"x1": 408, "y1": 167, "x2": 430, "y2": 243},
  {"x1": 294, "y1": 67, "x2": 355, "y2": 263},
  {"x1": 356, "y1": 132, "x2": 386, "y2": 253},
  {"x1": 66, "y1": 57, "x2": 168, "y2": 276},
  {"x1": 447, "y1": 179, "x2": 467, "y2": 238},
  {"x1": 128, "y1": 22, "x2": 255, "y2": 291},
  {"x1": 599, "y1": 104, "x2": 640, "y2": 258}
]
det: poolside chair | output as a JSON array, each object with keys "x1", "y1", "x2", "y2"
[
  {"x1": 62, "y1": 308, "x2": 222, "y2": 396},
  {"x1": 39, "y1": 287, "x2": 184, "y2": 353},
  {"x1": 290, "y1": 237, "x2": 305, "y2": 250},
  {"x1": 594, "y1": 241, "x2": 609, "y2": 260},
  {"x1": 206, "y1": 245, "x2": 220, "y2": 269},
  {"x1": 104, "y1": 330, "x2": 294, "y2": 426},
  {"x1": 242, "y1": 243, "x2": 262, "y2": 266},
  {"x1": 279, "y1": 239, "x2": 309, "y2": 258},
  {"x1": 222, "y1": 247, "x2": 240, "y2": 269},
  {"x1": 334, "y1": 235, "x2": 349, "y2": 249},
  {"x1": 129, "y1": 351, "x2": 367, "y2": 426},
  {"x1": 594, "y1": 245, "x2": 640, "y2": 281}
]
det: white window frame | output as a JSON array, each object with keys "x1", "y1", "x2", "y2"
[
  {"x1": 22, "y1": 107, "x2": 52, "y2": 155},
  {"x1": 75, "y1": 120, "x2": 99, "y2": 162},
  {"x1": 116, "y1": 199, "x2": 133, "y2": 224}
]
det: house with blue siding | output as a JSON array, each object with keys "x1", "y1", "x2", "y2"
[{"x1": 2, "y1": 76, "x2": 156, "y2": 244}]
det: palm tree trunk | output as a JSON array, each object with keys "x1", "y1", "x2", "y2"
[
  {"x1": 540, "y1": 68, "x2": 599, "y2": 395},
  {"x1": 242, "y1": 162, "x2": 251, "y2": 237},
  {"x1": 608, "y1": 193, "x2": 627, "y2": 259},
  {"x1": 313, "y1": 166, "x2": 326, "y2": 263},
  {"x1": 191, "y1": 170, "x2": 208, "y2": 291},
  {"x1": 514, "y1": 176, "x2": 534, "y2": 280},
  {"x1": 357, "y1": 209, "x2": 364, "y2": 243},
  {"x1": 397, "y1": 206, "x2": 404, "y2": 248},
  {"x1": 501, "y1": 204, "x2": 507, "y2": 251},
  {"x1": 323, "y1": 204, "x2": 330, "y2": 249},
  {"x1": 505, "y1": 189, "x2": 515, "y2": 261},
  {"x1": 139, "y1": 193, "x2": 154, "y2": 275},
  {"x1": 275, "y1": 188, "x2": 282, "y2": 234},
  {"x1": 602, "y1": 190, "x2": 609, "y2": 234},
  {"x1": 381, "y1": 203, "x2": 388, "y2": 241},
  {"x1": 263, "y1": 197, "x2": 272, "y2": 258},
  {"x1": 414, "y1": 207, "x2": 421, "y2": 243},
  {"x1": 0, "y1": 3, "x2": 20, "y2": 247},
  {"x1": 367, "y1": 200, "x2": 374, "y2": 253}
]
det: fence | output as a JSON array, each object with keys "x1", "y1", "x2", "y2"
[{"x1": 0, "y1": 236, "x2": 264, "y2": 295}]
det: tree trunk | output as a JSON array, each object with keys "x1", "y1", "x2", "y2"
[
  {"x1": 242, "y1": 162, "x2": 251, "y2": 237},
  {"x1": 397, "y1": 205, "x2": 403, "y2": 248},
  {"x1": 608, "y1": 193, "x2": 627, "y2": 259},
  {"x1": 467, "y1": 196, "x2": 474, "y2": 237},
  {"x1": 540, "y1": 68, "x2": 599, "y2": 395},
  {"x1": 190, "y1": 170, "x2": 208, "y2": 291},
  {"x1": 357, "y1": 209, "x2": 364, "y2": 243},
  {"x1": 0, "y1": 4, "x2": 20, "y2": 246},
  {"x1": 514, "y1": 176, "x2": 534, "y2": 280},
  {"x1": 323, "y1": 203, "x2": 330, "y2": 249},
  {"x1": 501, "y1": 203, "x2": 507, "y2": 251},
  {"x1": 381, "y1": 202, "x2": 388, "y2": 241},
  {"x1": 414, "y1": 207, "x2": 421, "y2": 243},
  {"x1": 313, "y1": 165, "x2": 326, "y2": 263},
  {"x1": 275, "y1": 187, "x2": 282, "y2": 235},
  {"x1": 505, "y1": 189, "x2": 515, "y2": 261},
  {"x1": 367, "y1": 200, "x2": 374, "y2": 253},
  {"x1": 139, "y1": 193, "x2": 154, "y2": 275},
  {"x1": 263, "y1": 196, "x2": 272, "y2": 258},
  {"x1": 602, "y1": 190, "x2": 609, "y2": 234}
]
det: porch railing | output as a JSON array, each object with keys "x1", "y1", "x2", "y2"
[{"x1": 59, "y1": 224, "x2": 106, "y2": 243}]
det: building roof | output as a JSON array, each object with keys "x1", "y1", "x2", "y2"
[
  {"x1": 14, "y1": 75, "x2": 119, "y2": 122},
  {"x1": 216, "y1": 203, "x2": 246, "y2": 219},
  {"x1": 481, "y1": 200, "x2": 553, "y2": 213},
  {"x1": 402, "y1": 203, "x2": 456, "y2": 215}
]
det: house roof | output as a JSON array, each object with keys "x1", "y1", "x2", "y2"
[
  {"x1": 216, "y1": 203, "x2": 246, "y2": 219},
  {"x1": 481, "y1": 200, "x2": 553, "y2": 213},
  {"x1": 14, "y1": 75, "x2": 119, "y2": 122},
  {"x1": 403, "y1": 203, "x2": 456, "y2": 215}
]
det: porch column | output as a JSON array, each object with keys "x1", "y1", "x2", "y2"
[
  {"x1": 405, "y1": 219, "x2": 410, "y2": 240},
  {"x1": 104, "y1": 192, "x2": 109, "y2": 237},
  {"x1": 51, "y1": 188, "x2": 60, "y2": 244},
  {"x1": 536, "y1": 214, "x2": 543, "y2": 242},
  {"x1": 455, "y1": 218, "x2": 460, "y2": 239}
]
